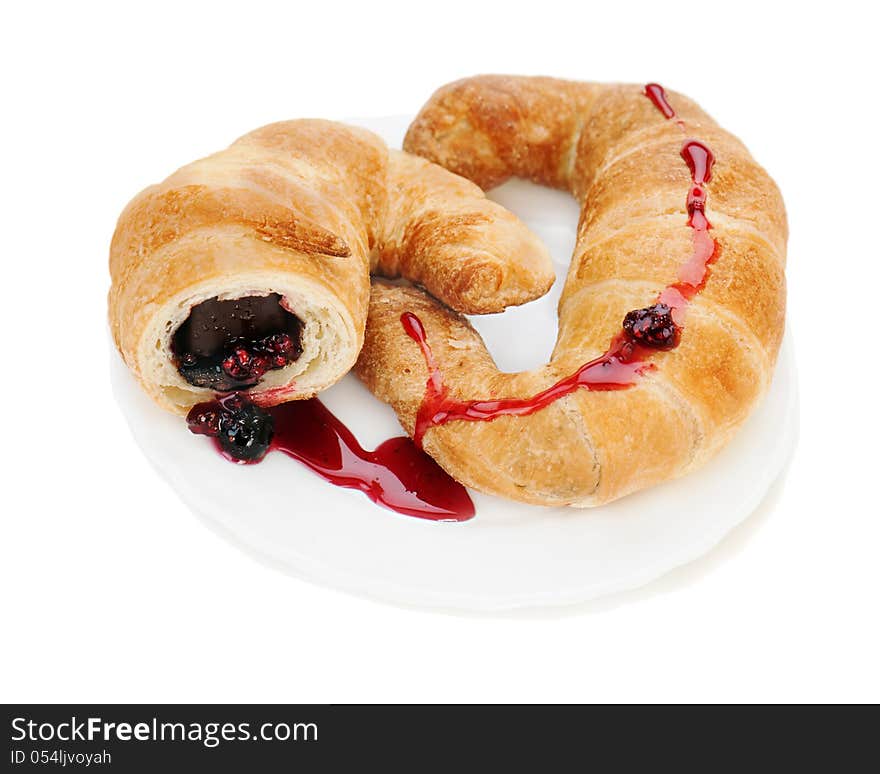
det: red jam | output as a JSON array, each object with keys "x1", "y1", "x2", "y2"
[
  {"x1": 681, "y1": 140, "x2": 715, "y2": 185},
  {"x1": 269, "y1": 398, "x2": 474, "y2": 521},
  {"x1": 402, "y1": 312, "x2": 651, "y2": 446},
  {"x1": 403, "y1": 82, "x2": 719, "y2": 445},
  {"x1": 644, "y1": 83, "x2": 676, "y2": 119},
  {"x1": 187, "y1": 395, "x2": 474, "y2": 521}
]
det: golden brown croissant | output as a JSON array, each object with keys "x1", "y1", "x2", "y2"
[
  {"x1": 109, "y1": 119, "x2": 553, "y2": 413},
  {"x1": 356, "y1": 76, "x2": 787, "y2": 507}
]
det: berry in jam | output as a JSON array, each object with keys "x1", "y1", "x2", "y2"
[
  {"x1": 185, "y1": 394, "x2": 474, "y2": 520},
  {"x1": 218, "y1": 332, "x2": 299, "y2": 385},
  {"x1": 172, "y1": 295, "x2": 303, "y2": 391},
  {"x1": 622, "y1": 303, "x2": 679, "y2": 349},
  {"x1": 187, "y1": 394, "x2": 274, "y2": 463}
]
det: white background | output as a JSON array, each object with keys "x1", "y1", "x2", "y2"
[{"x1": 2, "y1": 1, "x2": 877, "y2": 703}]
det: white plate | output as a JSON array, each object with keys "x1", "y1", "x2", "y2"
[{"x1": 110, "y1": 115, "x2": 798, "y2": 612}]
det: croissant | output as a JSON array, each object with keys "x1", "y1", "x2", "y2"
[
  {"x1": 356, "y1": 76, "x2": 788, "y2": 507},
  {"x1": 109, "y1": 119, "x2": 553, "y2": 413}
]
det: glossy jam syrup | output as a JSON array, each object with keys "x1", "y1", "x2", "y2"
[
  {"x1": 402, "y1": 312, "x2": 652, "y2": 447},
  {"x1": 643, "y1": 83, "x2": 686, "y2": 129},
  {"x1": 402, "y1": 82, "x2": 720, "y2": 443},
  {"x1": 645, "y1": 85, "x2": 719, "y2": 309},
  {"x1": 681, "y1": 140, "x2": 714, "y2": 185},
  {"x1": 270, "y1": 399, "x2": 474, "y2": 521},
  {"x1": 644, "y1": 83, "x2": 676, "y2": 119},
  {"x1": 187, "y1": 394, "x2": 474, "y2": 522}
]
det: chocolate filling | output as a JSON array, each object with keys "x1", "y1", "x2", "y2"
[{"x1": 172, "y1": 294, "x2": 304, "y2": 391}]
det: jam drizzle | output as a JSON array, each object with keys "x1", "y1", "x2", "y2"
[
  {"x1": 644, "y1": 83, "x2": 676, "y2": 120},
  {"x1": 188, "y1": 395, "x2": 474, "y2": 522},
  {"x1": 403, "y1": 313, "x2": 652, "y2": 446},
  {"x1": 644, "y1": 82, "x2": 686, "y2": 129},
  {"x1": 404, "y1": 83, "x2": 718, "y2": 446}
]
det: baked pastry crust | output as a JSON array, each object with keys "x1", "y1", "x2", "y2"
[
  {"x1": 108, "y1": 119, "x2": 553, "y2": 413},
  {"x1": 356, "y1": 76, "x2": 788, "y2": 507}
]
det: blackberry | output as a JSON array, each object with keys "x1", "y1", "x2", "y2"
[
  {"x1": 217, "y1": 396, "x2": 274, "y2": 462},
  {"x1": 622, "y1": 303, "x2": 678, "y2": 349},
  {"x1": 186, "y1": 395, "x2": 274, "y2": 463}
]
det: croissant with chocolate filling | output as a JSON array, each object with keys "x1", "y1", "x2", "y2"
[
  {"x1": 109, "y1": 119, "x2": 553, "y2": 413},
  {"x1": 357, "y1": 76, "x2": 787, "y2": 507}
]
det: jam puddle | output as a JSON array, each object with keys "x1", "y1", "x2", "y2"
[
  {"x1": 188, "y1": 395, "x2": 474, "y2": 522},
  {"x1": 403, "y1": 82, "x2": 718, "y2": 446}
]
